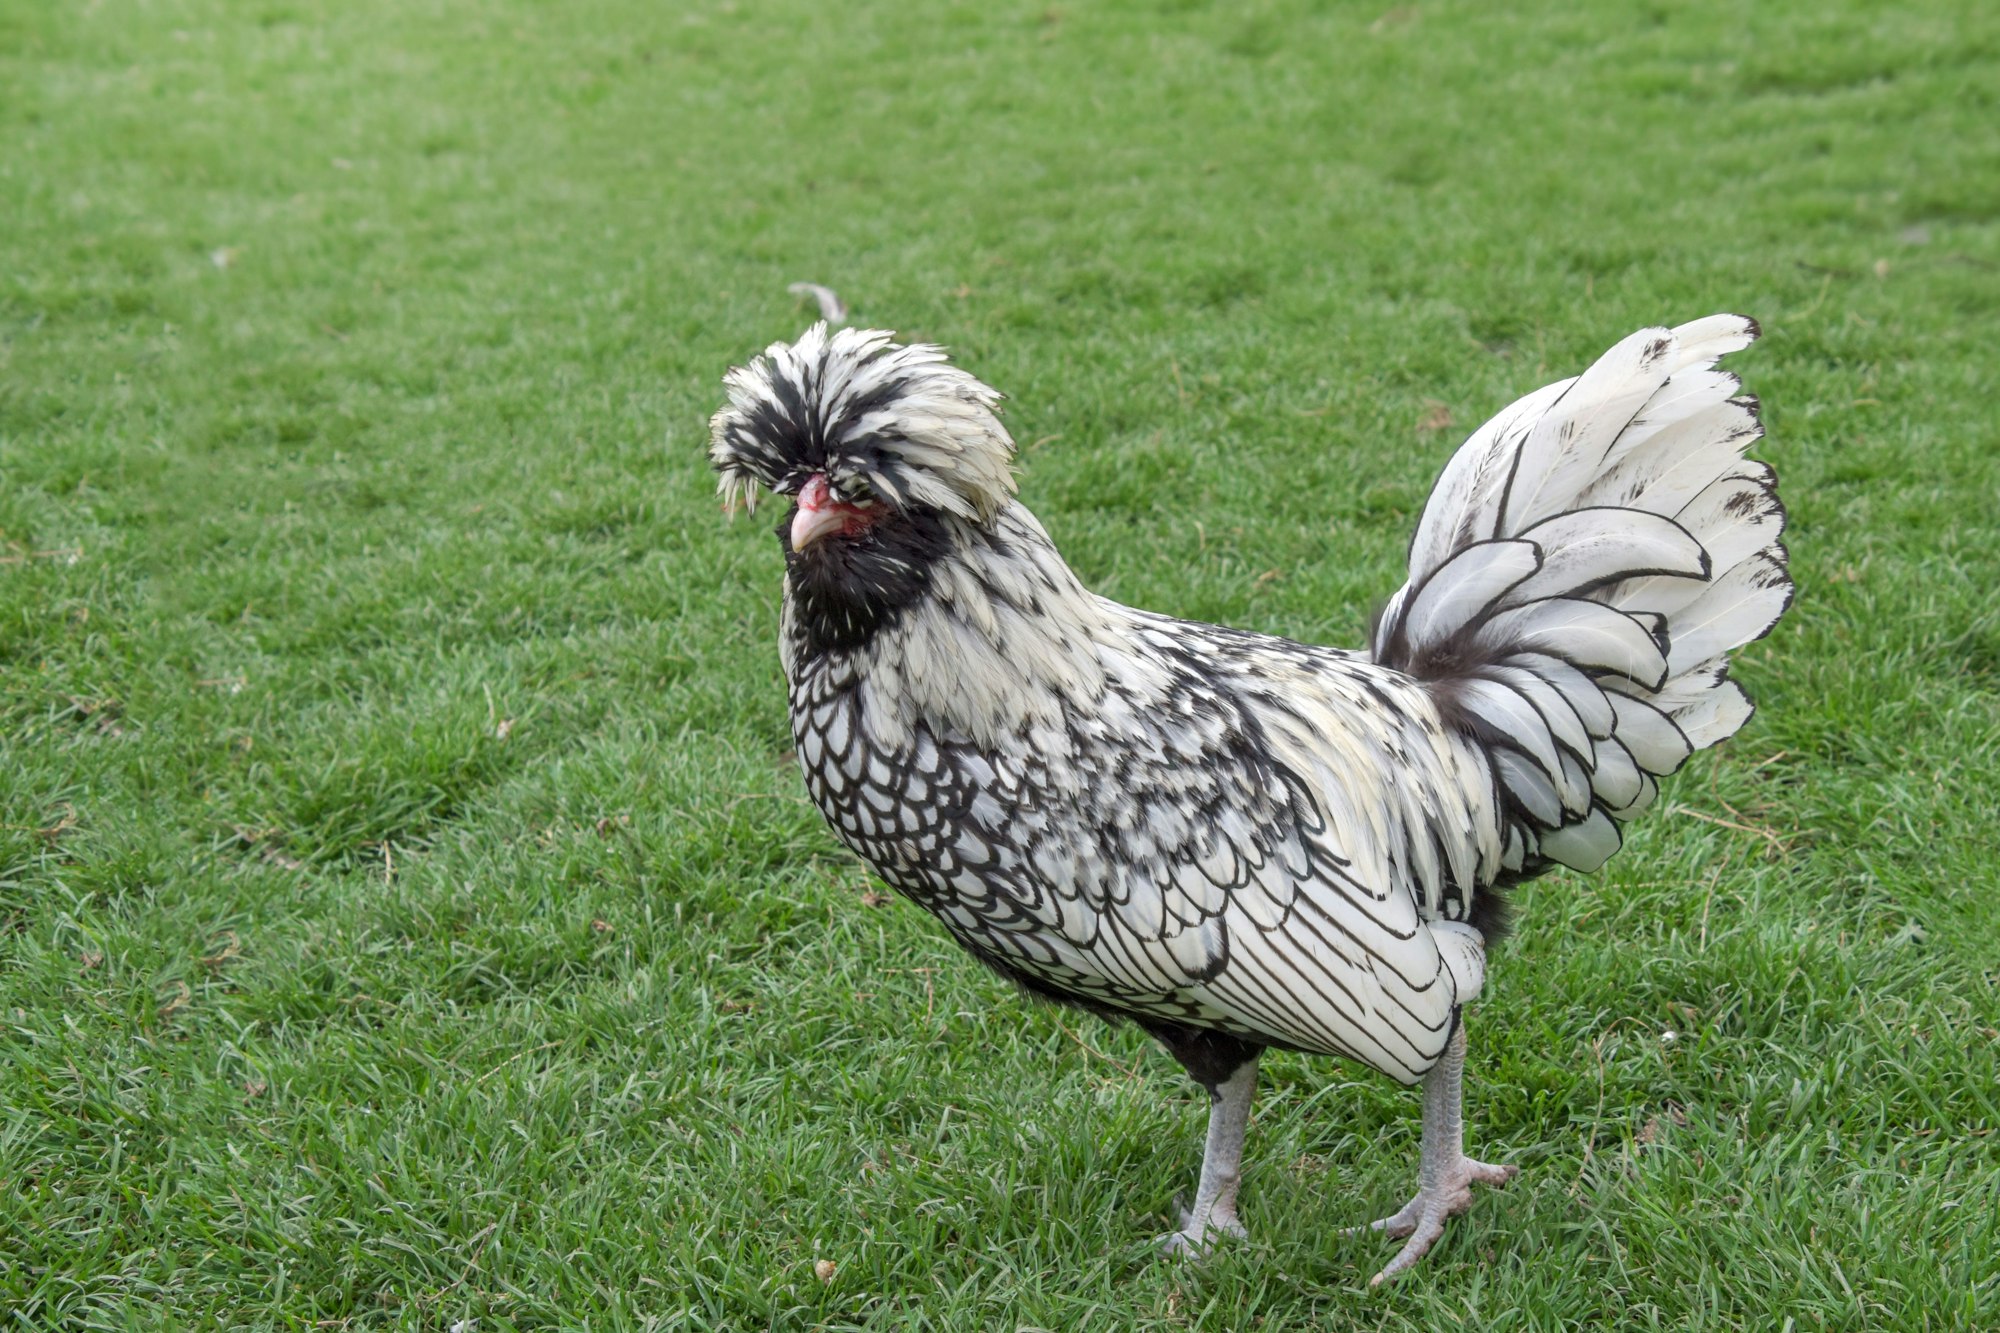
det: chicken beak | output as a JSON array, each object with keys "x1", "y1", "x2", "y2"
[
  {"x1": 790, "y1": 472, "x2": 871, "y2": 551},
  {"x1": 790, "y1": 501, "x2": 850, "y2": 552}
]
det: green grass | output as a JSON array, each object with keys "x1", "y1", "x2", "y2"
[{"x1": 3, "y1": 0, "x2": 1998, "y2": 1327}]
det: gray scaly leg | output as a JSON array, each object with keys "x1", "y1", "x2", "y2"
[
  {"x1": 1353, "y1": 1020, "x2": 1517, "y2": 1284},
  {"x1": 1161, "y1": 1057, "x2": 1258, "y2": 1255}
]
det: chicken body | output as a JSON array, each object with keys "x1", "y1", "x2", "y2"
[
  {"x1": 783, "y1": 505, "x2": 1499, "y2": 1084},
  {"x1": 710, "y1": 317, "x2": 1791, "y2": 1282}
]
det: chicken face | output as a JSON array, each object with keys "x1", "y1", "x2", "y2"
[
  {"x1": 775, "y1": 470, "x2": 953, "y2": 652},
  {"x1": 710, "y1": 323, "x2": 1021, "y2": 650},
  {"x1": 786, "y1": 473, "x2": 883, "y2": 551}
]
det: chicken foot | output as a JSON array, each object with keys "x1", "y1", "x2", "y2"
[
  {"x1": 1160, "y1": 1058, "x2": 1258, "y2": 1255},
  {"x1": 1352, "y1": 1020, "x2": 1517, "y2": 1285}
]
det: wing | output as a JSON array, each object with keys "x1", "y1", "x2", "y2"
[{"x1": 903, "y1": 612, "x2": 1503, "y2": 1085}]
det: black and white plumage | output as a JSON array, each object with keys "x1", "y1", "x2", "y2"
[{"x1": 707, "y1": 318, "x2": 1791, "y2": 1282}]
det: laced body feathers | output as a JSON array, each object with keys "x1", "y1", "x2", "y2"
[{"x1": 782, "y1": 506, "x2": 1502, "y2": 1081}]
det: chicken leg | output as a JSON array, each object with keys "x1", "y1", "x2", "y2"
[
  {"x1": 1354, "y1": 1020, "x2": 1516, "y2": 1285},
  {"x1": 1161, "y1": 1057, "x2": 1258, "y2": 1255}
]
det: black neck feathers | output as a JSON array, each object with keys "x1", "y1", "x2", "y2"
[{"x1": 781, "y1": 505, "x2": 952, "y2": 656}]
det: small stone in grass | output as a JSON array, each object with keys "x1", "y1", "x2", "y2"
[{"x1": 814, "y1": 1259, "x2": 836, "y2": 1284}]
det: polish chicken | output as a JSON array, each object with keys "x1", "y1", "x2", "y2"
[{"x1": 707, "y1": 316, "x2": 1791, "y2": 1283}]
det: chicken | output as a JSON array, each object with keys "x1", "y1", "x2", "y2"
[{"x1": 707, "y1": 316, "x2": 1791, "y2": 1284}]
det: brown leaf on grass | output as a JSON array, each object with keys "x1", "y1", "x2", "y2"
[
  {"x1": 0, "y1": 546, "x2": 83, "y2": 566},
  {"x1": 1668, "y1": 800, "x2": 1794, "y2": 858},
  {"x1": 244, "y1": 1080, "x2": 267, "y2": 1099},
  {"x1": 200, "y1": 931, "x2": 242, "y2": 970},
  {"x1": 232, "y1": 824, "x2": 306, "y2": 871},
  {"x1": 157, "y1": 980, "x2": 191, "y2": 1021},
  {"x1": 1418, "y1": 400, "x2": 1454, "y2": 434},
  {"x1": 80, "y1": 950, "x2": 103, "y2": 971},
  {"x1": 61, "y1": 695, "x2": 124, "y2": 736},
  {"x1": 861, "y1": 890, "x2": 889, "y2": 908},
  {"x1": 1640, "y1": 1101, "x2": 1690, "y2": 1145},
  {"x1": 813, "y1": 1259, "x2": 837, "y2": 1284}
]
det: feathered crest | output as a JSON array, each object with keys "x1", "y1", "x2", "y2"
[{"x1": 708, "y1": 323, "x2": 1017, "y2": 523}]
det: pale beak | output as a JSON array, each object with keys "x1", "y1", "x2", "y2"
[
  {"x1": 789, "y1": 472, "x2": 875, "y2": 551},
  {"x1": 790, "y1": 501, "x2": 852, "y2": 551}
]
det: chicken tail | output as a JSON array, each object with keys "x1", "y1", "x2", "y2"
[{"x1": 1371, "y1": 316, "x2": 1791, "y2": 876}]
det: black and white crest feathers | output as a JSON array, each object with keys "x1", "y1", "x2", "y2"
[{"x1": 708, "y1": 323, "x2": 1017, "y2": 523}]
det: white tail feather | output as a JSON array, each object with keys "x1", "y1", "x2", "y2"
[
  {"x1": 1587, "y1": 739, "x2": 1644, "y2": 810},
  {"x1": 1399, "y1": 541, "x2": 1541, "y2": 659},
  {"x1": 1374, "y1": 315, "x2": 1791, "y2": 877},
  {"x1": 1496, "y1": 508, "x2": 1708, "y2": 609}
]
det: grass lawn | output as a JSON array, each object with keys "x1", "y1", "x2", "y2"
[{"x1": 4, "y1": 0, "x2": 1998, "y2": 1327}]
